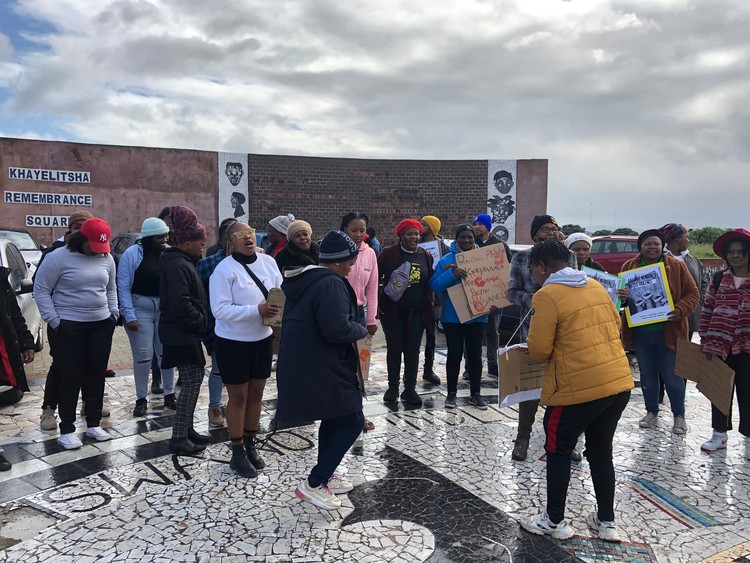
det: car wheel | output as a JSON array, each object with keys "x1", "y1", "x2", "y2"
[{"x1": 33, "y1": 322, "x2": 44, "y2": 352}]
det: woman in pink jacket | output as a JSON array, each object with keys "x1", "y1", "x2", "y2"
[{"x1": 341, "y1": 212, "x2": 378, "y2": 432}]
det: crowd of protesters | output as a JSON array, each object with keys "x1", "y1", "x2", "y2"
[{"x1": 1, "y1": 205, "x2": 748, "y2": 541}]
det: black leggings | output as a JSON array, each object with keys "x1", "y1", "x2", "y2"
[
  {"x1": 382, "y1": 308, "x2": 424, "y2": 390},
  {"x1": 444, "y1": 322, "x2": 485, "y2": 395}
]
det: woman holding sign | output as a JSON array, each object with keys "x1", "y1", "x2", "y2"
[
  {"x1": 429, "y1": 224, "x2": 488, "y2": 409},
  {"x1": 521, "y1": 240, "x2": 633, "y2": 542},
  {"x1": 210, "y1": 222, "x2": 283, "y2": 478},
  {"x1": 698, "y1": 229, "x2": 750, "y2": 458},
  {"x1": 620, "y1": 229, "x2": 699, "y2": 435}
]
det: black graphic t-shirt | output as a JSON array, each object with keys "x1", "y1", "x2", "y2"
[{"x1": 399, "y1": 247, "x2": 430, "y2": 310}]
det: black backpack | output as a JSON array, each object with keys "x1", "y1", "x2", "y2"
[{"x1": 712, "y1": 269, "x2": 727, "y2": 294}]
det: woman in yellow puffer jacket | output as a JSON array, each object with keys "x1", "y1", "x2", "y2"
[{"x1": 520, "y1": 240, "x2": 633, "y2": 544}]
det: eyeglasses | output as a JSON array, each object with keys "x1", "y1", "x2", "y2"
[
  {"x1": 231, "y1": 229, "x2": 255, "y2": 240},
  {"x1": 539, "y1": 226, "x2": 559, "y2": 234}
]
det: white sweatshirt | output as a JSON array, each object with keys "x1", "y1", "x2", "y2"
[{"x1": 210, "y1": 253, "x2": 283, "y2": 342}]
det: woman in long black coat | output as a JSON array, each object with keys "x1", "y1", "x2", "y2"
[
  {"x1": 276, "y1": 230, "x2": 367, "y2": 511},
  {"x1": 0, "y1": 267, "x2": 35, "y2": 470}
]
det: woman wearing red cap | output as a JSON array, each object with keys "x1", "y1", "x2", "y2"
[
  {"x1": 377, "y1": 218, "x2": 434, "y2": 406},
  {"x1": 699, "y1": 229, "x2": 750, "y2": 459},
  {"x1": 33, "y1": 217, "x2": 119, "y2": 450}
]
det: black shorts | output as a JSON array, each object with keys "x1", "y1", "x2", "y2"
[{"x1": 214, "y1": 335, "x2": 274, "y2": 385}]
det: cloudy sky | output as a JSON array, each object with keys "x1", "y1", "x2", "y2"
[{"x1": 1, "y1": 0, "x2": 748, "y2": 231}]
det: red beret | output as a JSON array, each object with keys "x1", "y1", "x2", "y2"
[{"x1": 396, "y1": 219, "x2": 423, "y2": 238}]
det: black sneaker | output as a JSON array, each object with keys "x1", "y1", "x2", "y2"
[
  {"x1": 383, "y1": 387, "x2": 399, "y2": 403},
  {"x1": 469, "y1": 393, "x2": 488, "y2": 410},
  {"x1": 400, "y1": 389, "x2": 423, "y2": 406},
  {"x1": 133, "y1": 398, "x2": 147, "y2": 417},
  {"x1": 105, "y1": 369, "x2": 116, "y2": 378},
  {"x1": 462, "y1": 370, "x2": 470, "y2": 381},
  {"x1": 422, "y1": 371, "x2": 441, "y2": 385},
  {"x1": 163, "y1": 394, "x2": 177, "y2": 411}
]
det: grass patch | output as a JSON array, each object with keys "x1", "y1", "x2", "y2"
[{"x1": 690, "y1": 243, "x2": 718, "y2": 259}]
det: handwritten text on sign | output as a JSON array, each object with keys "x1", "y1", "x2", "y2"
[{"x1": 455, "y1": 244, "x2": 511, "y2": 315}]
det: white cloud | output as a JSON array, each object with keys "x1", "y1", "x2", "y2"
[{"x1": 1, "y1": 0, "x2": 750, "y2": 230}]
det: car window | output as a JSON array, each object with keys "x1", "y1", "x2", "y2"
[
  {"x1": 0, "y1": 230, "x2": 37, "y2": 251},
  {"x1": 613, "y1": 241, "x2": 637, "y2": 253},
  {"x1": 591, "y1": 240, "x2": 607, "y2": 253},
  {"x1": 4, "y1": 244, "x2": 28, "y2": 288}
]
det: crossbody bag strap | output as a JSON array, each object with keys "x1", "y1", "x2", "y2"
[{"x1": 239, "y1": 262, "x2": 269, "y2": 299}]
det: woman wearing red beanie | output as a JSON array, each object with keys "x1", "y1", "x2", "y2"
[{"x1": 377, "y1": 219, "x2": 434, "y2": 406}]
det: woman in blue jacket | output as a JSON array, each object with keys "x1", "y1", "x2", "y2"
[{"x1": 429, "y1": 224, "x2": 489, "y2": 410}]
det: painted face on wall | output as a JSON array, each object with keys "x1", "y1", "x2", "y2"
[
  {"x1": 225, "y1": 162, "x2": 244, "y2": 186},
  {"x1": 493, "y1": 171, "x2": 514, "y2": 194}
]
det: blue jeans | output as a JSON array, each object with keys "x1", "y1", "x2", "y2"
[
  {"x1": 125, "y1": 295, "x2": 174, "y2": 400},
  {"x1": 633, "y1": 329, "x2": 684, "y2": 417},
  {"x1": 308, "y1": 410, "x2": 365, "y2": 488},
  {"x1": 208, "y1": 352, "x2": 224, "y2": 408},
  {"x1": 356, "y1": 305, "x2": 366, "y2": 328}
]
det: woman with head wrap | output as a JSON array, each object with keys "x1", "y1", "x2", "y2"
[
  {"x1": 118, "y1": 217, "x2": 176, "y2": 417},
  {"x1": 158, "y1": 206, "x2": 211, "y2": 455},
  {"x1": 377, "y1": 218, "x2": 434, "y2": 406},
  {"x1": 274, "y1": 220, "x2": 320, "y2": 272},
  {"x1": 429, "y1": 224, "x2": 489, "y2": 409},
  {"x1": 620, "y1": 229, "x2": 699, "y2": 435},
  {"x1": 565, "y1": 233, "x2": 605, "y2": 272},
  {"x1": 276, "y1": 230, "x2": 368, "y2": 510}
]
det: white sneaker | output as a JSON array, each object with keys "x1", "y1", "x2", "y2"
[
  {"x1": 40, "y1": 407, "x2": 58, "y2": 431},
  {"x1": 701, "y1": 431, "x2": 728, "y2": 452},
  {"x1": 520, "y1": 511, "x2": 574, "y2": 540},
  {"x1": 58, "y1": 433, "x2": 83, "y2": 450},
  {"x1": 327, "y1": 474, "x2": 354, "y2": 494},
  {"x1": 639, "y1": 412, "x2": 658, "y2": 428},
  {"x1": 295, "y1": 478, "x2": 342, "y2": 510},
  {"x1": 84, "y1": 426, "x2": 112, "y2": 442},
  {"x1": 672, "y1": 415, "x2": 688, "y2": 435},
  {"x1": 587, "y1": 512, "x2": 621, "y2": 542}
]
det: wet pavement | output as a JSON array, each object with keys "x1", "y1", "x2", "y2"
[{"x1": 1, "y1": 327, "x2": 750, "y2": 562}]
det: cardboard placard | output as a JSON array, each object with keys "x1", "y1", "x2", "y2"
[
  {"x1": 675, "y1": 339, "x2": 735, "y2": 416},
  {"x1": 356, "y1": 335, "x2": 373, "y2": 381},
  {"x1": 261, "y1": 287, "x2": 286, "y2": 328},
  {"x1": 497, "y1": 344, "x2": 546, "y2": 408},
  {"x1": 447, "y1": 284, "x2": 483, "y2": 324},
  {"x1": 455, "y1": 244, "x2": 511, "y2": 315}
]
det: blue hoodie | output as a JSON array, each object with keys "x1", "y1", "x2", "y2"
[{"x1": 429, "y1": 241, "x2": 489, "y2": 325}]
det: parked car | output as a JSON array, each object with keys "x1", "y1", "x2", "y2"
[
  {"x1": 0, "y1": 227, "x2": 46, "y2": 269},
  {"x1": 0, "y1": 239, "x2": 44, "y2": 352},
  {"x1": 591, "y1": 235, "x2": 639, "y2": 275},
  {"x1": 110, "y1": 232, "x2": 140, "y2": 265}
]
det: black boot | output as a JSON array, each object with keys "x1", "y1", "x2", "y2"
[
  {"x1": 383, "y1": 387, "x2": 399, "y2": 402},
  {"x1": 400, "y1": 388, "x2": 423, "y2": 406},
  {"x1": 230, "y1": 444, "x2": 257, "y2": 478},
  {"x1": 133, "y1": 398, "x2": 147, "y2": 417},
  {"x1": 188, "y1": 427, "x2": 211, "y2": 445},
  {"x1": 169, "y1": 437, "x2": 206, "y2": 456},
  {"x1": 151, "y1": 365, "x2": 163, "y2": 394},
  {"x1": 244, "y1": 435, "x2": 266, "y2": 470}
]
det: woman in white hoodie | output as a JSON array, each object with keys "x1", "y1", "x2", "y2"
[{"x1": 210, "y1": 222, "x2": 282, "y2": 478}]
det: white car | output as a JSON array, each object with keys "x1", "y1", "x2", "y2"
[
  {"x1": 0, "y1": 228, "x2": 45, "y2": 270},
  {"x1": 0, "y1": 239, "x2": 44, "y2": 352}
]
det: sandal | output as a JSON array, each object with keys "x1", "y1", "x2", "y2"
[{"x1": 363, "y1": 419, "x2": 375, "y2": 432}]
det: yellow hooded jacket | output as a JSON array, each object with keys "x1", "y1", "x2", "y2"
[{"x1": 527, "y1": 270, "x2": 634, "y2": 406}]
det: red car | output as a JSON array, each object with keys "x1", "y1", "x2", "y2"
[{"x1": 590, "y1": 236, "x2": 639, "y2": 275}]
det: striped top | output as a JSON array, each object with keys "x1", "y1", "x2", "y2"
[{"x1": 699, "y1": 270, "x2": 750, "y2": 359}]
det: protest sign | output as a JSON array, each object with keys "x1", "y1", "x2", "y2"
[
  {"x1": 675, "y1": 339, "x2": 735, "y2": 416},
  {"x1": 455, "y1": 244, "x2": 511, "y2": 316},
  {"x1": 582, "y1": 266, "x2": 625, "y2": 309},
  {"x1": 498, "y1": 344, "x2": 546, "y2": 408},
  {"x1": 356, "y1": 335, "x2": 373, "y2": 381},
  {"x1": 447, "y1": 284, "x2": 484, "y2": 324},
  {"x1": 620, "y1": 263, "x2": 674, "y2": 327},
  {"x1": 418, "y1": 240, "x2": 442, "y2": 271},
  {"x1": 261, "y1": 287, "x2": 286, "y2": 328}
]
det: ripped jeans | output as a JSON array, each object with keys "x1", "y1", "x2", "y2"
[{"x1": 125, "y1": 295, "x2": 175, "y2": 400}]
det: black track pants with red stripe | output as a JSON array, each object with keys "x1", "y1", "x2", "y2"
[{"x1": 542, "y1": 390, "x2": 631, "y2": 524}]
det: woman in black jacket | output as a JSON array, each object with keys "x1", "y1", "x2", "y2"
[
  {"x1": 0, "y1": 267, "x2": 35, "y2": 470},
  {"x1": 276, "y1": 230, "x2": 367, "y2": 511},
  {"x1": 158, "y1": 206, "x2": 211, "y2": 456},
  {"x1": 274, "y1": 220, "x2": 320, "y2": 272}
]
